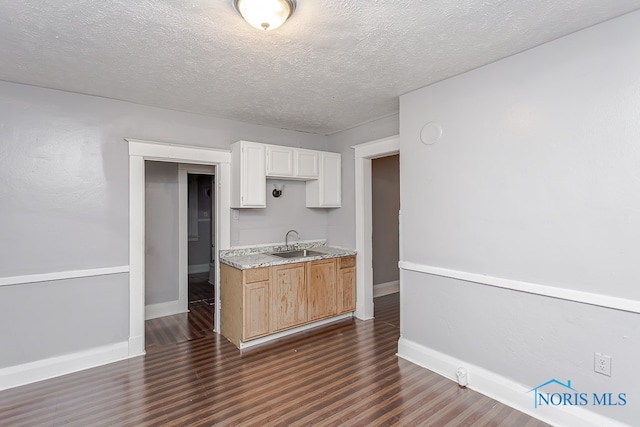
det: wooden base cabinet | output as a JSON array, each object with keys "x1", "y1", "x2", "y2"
[
  {"x1": 221, "y1": 256, "x2": 356, "y2": 348},
  {"x1": 270, "y1": 263, "x2": 307, "y2": 332},
  {"x1": 244, "y1": 281, "x2": 270, "y2": 339},
  {"x1": 308, "y1": 259, "x2": 337, "y2": 321},
  {"x1": 220, "y1": 264, "x2": 270, "y2": 348},
  {"x1": 338, "y1": 256, "x2": 356, "y2": 313}
]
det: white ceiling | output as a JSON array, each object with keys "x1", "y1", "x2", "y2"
[{"x1": 1, "y1": 1, "x2": 640, "y2": 135}]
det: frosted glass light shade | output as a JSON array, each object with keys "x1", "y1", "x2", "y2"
[{"x1": 234, "y1": 0, "x2": 296, "y2": 31}]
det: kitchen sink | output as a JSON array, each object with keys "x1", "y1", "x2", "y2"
[{"x1": 271, "y1": 249, "x2": 323, "y2": 258}]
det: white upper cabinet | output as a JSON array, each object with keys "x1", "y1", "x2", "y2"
[
  {"x1": 306, "y1": 152, "x2": 341, "y2": 208},
  {"x1": 265, "y1": 145, "x2": 319, "y2": 180},
  {"x1": 266, "y1": 145, "x2": 295, "y2": 178},
  {"x1": 232, "y1": 141, "x2": 340, "y2": 208},
  {"x1": 231, "y1": 141, "x2": 266, "y2": 208},
  {"x1": 295, "y1": 149, "x2": 319, "y2": 179}
]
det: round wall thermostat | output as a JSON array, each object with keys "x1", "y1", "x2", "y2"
[{"x1": 420, "y1": 122, "x2": 443, "y2": 145}]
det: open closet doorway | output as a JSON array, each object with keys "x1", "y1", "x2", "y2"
[
  {"x1": 186, "y1": 172, "x2": 216, "y2": 311},
  {"x1": 143, "y1": 162, "x2": 219, "y2": 350},
  {"x1": 371, "y1": 154, "x2": 400, "y2": 298}
]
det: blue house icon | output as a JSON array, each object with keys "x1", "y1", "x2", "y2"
[{"x1": 527, "y1": 379, "x2": 577, "y2": 408}]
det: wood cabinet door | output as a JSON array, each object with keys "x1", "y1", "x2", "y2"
[
  {"x1": 271, "y1": 263, "x2": 307, "y2": 331},
  {"x1": 338, "y1": 266, "x2": 356, "y2": 313},
  {"x1": 244, "y1": 281, "x2": 270, "y2": 340},
  {"x1": 220, "y1": 263, "x2": 244, "y2": 348},
  {"x1": 308, "y1": 259, "x2": 337, "y2": 321}
]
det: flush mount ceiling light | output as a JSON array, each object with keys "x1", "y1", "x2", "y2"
[{"x1": 233, "y1": 0, "x2": 296, "y2": 31}]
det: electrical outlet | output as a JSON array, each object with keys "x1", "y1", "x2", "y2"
[{"x1": 594, "y1": 352, "x2": 612, "y2": 377}]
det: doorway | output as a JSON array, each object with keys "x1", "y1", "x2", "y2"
[
  {"x1": 186, "y1": 172, "x2": 216, "y2": 312},
  {"x1": 353, "y1": 135, "x2": 400, "y2": 320},
  {"x1": 371, "y1": 154, "x2": 400, "y2": 298},
  {"x1": 143, "y1": 163, "x2": 218, "y2": 349},
  {"x1": 128, "y1": 139, "x2": 231, "y2": 358}
]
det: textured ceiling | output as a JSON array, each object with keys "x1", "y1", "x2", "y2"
[{"x1": 1, "y1": 1, "x2": 640, "y2": 135}]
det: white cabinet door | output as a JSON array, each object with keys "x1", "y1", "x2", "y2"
[
  {"x1": 231, "y1": 141, "x2": 266, "y2": 208},
  {"x1": 306, "y1": 152, "x2": 341, "y2": 208},
  {"x1": 319, "y1": 152, "x2": 341, "y2": 207},
  {"x1": 295, "y1": 149, "x2": 319, "y2": 179},
  {"x1": 266, "y1": 145, "x2": 294, "y2": 178}
]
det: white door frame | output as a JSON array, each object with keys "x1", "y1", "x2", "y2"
[
  {"x1": 127, "y1": 138, "x2": 231, "y2": 357},
  {"x1": 178, "y1": 164, "x2": 216, "y2": 314},
  {"x1": 353, "y1": 135, "x2": 399, "y2": 320}
]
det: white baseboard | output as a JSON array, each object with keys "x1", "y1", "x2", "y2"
[
  {"x1": 128, "y1": 335, "x2": 146, "y2": 358},
  {"x1": 0, "y1": 341, "x2": 131, "y2": 391},
  {"x1": 397, "y1": 337, "x2": 627, "y2": 427},
  {"x1": 355, "y1": 301, "x2": 374, "y2": 321},
  {"x1": 188, "y1": 264, "x2": 210, "y2": 274},
  {"x1": 374, "y1": 280, "x2": 399, "y2": 297},
  {"x1": 145, "y1": 299, "x2": 187, "y2": 320}
]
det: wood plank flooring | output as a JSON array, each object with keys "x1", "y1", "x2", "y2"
[
  {"x1": 188, "y1": 273, "x2": 215, "y2": 305},
  {"x1": 145, "y1": 274, "x2": 216, "y2": 351},
  {"x1": 0, "y1": 293, "x2": 549, "y2": 426}
]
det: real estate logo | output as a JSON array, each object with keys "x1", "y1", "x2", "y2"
[{"x1": 527, "y1": 379, "x2": 627, "y2": 409}]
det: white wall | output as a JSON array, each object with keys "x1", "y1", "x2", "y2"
[
  {"x1": 145, "y1": 161, "x2": 179, "y2": 305},
  {"x1": 372, "y1": 154, "x2": 400, "y2": 285},
  {"x1": 327, "y1": 114, "x2": 400, "y2": 248},
  {"x1": 233, "y1": 179, "x2": 330, "y2": 246},
  {"x1": 399, "y1": 10, "x2": 640, "y2": 426},
  {"x1": 0, "y1": 81, "x2": 330, "y2": 376},
  {"x1": 0, "y1": 274, "x2": 129, "y2": 369}
]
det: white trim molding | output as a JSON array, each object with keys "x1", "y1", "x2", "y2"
[
  {"x1": 0, "y1": 266, "x2": 129, "y2": 287},
  {"x1": 397, "y1": 337, "x2": 627, "y2": 427},
  {"x1": 145, "y1": 299, "x2": 188, "y2": 320},
  {"x1": 353, "y1": 134, "x2": 400, "y2": 320},
  {"x1": 128, "y1": 139, "x2": 231, "y2": 163},
  {"x1": 127, "y1": 138, "x2": 232, "y2": 359},
  {"x1": 373, "y1": 280, "x2": 400, "y2": 297},
  {"x1": 0, "y1": 341, "x2": 131, "y2": 391},
  {"x1": 399, "y1": 261, "x2": 640, "y2": 314},
  {"x1": 353, "y1": 135, "x2": 400, "y2": 159},
  {"x1": 129, "y1": 153, "x2": 146, "y2": 357}
]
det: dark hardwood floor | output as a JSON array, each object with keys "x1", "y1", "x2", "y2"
[
  {"x1": 145, "y1": 273, "x2": 215, "y2": 351},
  {"x1": 188, "y1": 273, "x2": 215, "y2": 306},
  {"x1": 1, "y1": 292, "x2": 549, "y2": 426}
]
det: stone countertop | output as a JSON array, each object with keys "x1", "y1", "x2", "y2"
[{"x1": 219, "y1": 241, "x2": 356, "y2": 270}]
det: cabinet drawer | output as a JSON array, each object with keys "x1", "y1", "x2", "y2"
[
  {"x1": 340, "y1": 256, "x2": 356, "y2": 269},
  {"x1": 245, "y1": 267, "x2": 270, "y2": 283}
]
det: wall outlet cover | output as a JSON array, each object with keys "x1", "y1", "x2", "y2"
[{"x1": 594, "y1": 352, "x2": 612, "y2": 377}]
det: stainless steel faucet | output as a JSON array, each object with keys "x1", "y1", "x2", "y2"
[{"x1": 285, "y1": 229, "x2": 300, "y2": 248}]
